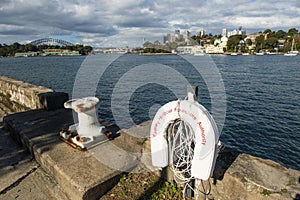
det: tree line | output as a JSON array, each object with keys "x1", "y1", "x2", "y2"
[
  {"x1": 0, "y1": 42, "x2": 93, "y2": 57},
  {"x1": 142, "y1": 28, "x2": 299, "y2": 53},
  {"x1": 226, "y1": 28, "x2": 299, "y2": 53}
]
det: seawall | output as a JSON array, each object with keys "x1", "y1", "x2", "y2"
[
  {"x1": 0, "y1": 76, "x2": 299, "y2": 199},
  {"x1": 0, "y1": 75, "x2": 68, "y2": 114}
]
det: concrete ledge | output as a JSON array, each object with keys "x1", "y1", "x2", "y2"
[
  {"x1": 209, "y1": 151, "x2": 300, "y2": 199},
  {"x1": 3, "y1": 109, "x2": 138, "y2": 200},
  {"x1": 3, "y1": 108, "x2": 300, "y2": 199},
  {"x1": 0, "y1": 75, "x2": 68, "y2": 112}
]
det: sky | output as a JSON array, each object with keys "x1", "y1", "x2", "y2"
[{"x1": 0, "y1": 0, "x2": 300, "y2": 47}]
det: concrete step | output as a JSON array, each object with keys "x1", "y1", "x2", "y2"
[
  {"x1": 3, "y1": 109, "x2": 140, "y2": 200},
  {"x1": 0, "y1": 124, "x2": 68, "y2": 200}
]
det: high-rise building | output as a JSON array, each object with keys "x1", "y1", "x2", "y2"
[
  {"x1": 199, "y1": 28, "x2": 205, "y2": 37},
  {"x1": 183, "y1": 30, "x2": 190, "y2": 39},
  {"x1": 222, "y1": 28, "x2": 227, "y2": 36},
  {"x1": 163, "y1": 30, "x2": 187, "y2": 44},
  {"x1": 174, "y1": 30, "x2": 181, "y2": 41}
]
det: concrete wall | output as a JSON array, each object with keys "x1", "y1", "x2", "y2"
[{"x1": 0, "y1": 75, "x2": 68, "y2": 113}]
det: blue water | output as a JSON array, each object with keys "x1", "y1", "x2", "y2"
[{"x1": 0, "y1": 54, "x2": 299, "y2": 170}]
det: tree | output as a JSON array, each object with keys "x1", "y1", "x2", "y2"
[
  {"x1": 255, "y1": 35, "x2": 265, "y2": 51},
  {"x1": 263, "y1": 29, "x2": 272, "y2": 34},
  {"x1": 245, "y1": 38, "x2": 252, "y2": 46},
  {"x1": 287, "y1": 28, "x2": 298, "y2": 36},
  {"x1": 227, "y1": 35, "x2": 244, "y2": 52},
  {"x1": 275, "y1": 30, "x2": 286, "y2": 39},
  {"x1": 143, "y1": 41, "x2": 154, "y2": 48},
  {"x1": 265, "y1": 37, "x2": 278, "y2": 51}
]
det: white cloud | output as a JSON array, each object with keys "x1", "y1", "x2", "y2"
[{"x1": 0, "y1": 0, "x2": 299, "y2": 47}]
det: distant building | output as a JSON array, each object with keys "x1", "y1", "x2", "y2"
[
  {"x1": 42, "y1": 49, "x2": 80, "y2": 56},
  {"x1": 228, "y1": 26, "x2": 246, "y2": 37},
  {"x1": 220, "y1": 36, "x2": 228, "y2": 51},
  {"x1": 199, "y1": 28, "x2": 205, "y2": 37},
  {"x1": 176, "y1": 45, "x2": 205, "y2": 55},
  {"x1": 176, "y1": 46, "x2": 193, "y2": 54},
  {"x1": 205, "y1": 45, "x2": 224, "y2": 54},
  {"x1": 222, "y1": 28, "x2": 227, "y2": 36},
  {"x1": 245, "y1": 34, "x2": 260, "y2": 43},
  {"x1": 15, "y1": 52, "x2": 38, "y2": 57},
  {"x1": 183, "y1": 30, "x2": 190, "y2": 40},
  {"x1": 163, "y1": 30, "x2": 190, "y2": 44}
]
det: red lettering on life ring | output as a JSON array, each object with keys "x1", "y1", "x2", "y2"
[{"x1": 197, "y1": 121, "x2": 206, "y2": 144}]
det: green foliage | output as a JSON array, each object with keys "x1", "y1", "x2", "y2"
[
  {"x1": 0, "y1": 42, "x2": 93, "y2": 57},
  {"x1": 281, "y1": 188, "x2": 288, "y2": 193},
  {"x1": 227, "y1": 35, "x2": 246, "y2": 52},
  {"x1": 261, "y1": 189, "x2": 273, "y2": 196},
  {"x1": 275, "y1": 30, "x2": 287, "y2": 38},
  {"x1": 287, "y1": 28, "x2": 298, "y2": 36},
  {"x1": 118, "y1": 173, "x2": 133, "y2": 196},
  {"x1": 265, "y1": 37, "x2": 279, "y2": 51},
  {"x1": 150, "y1": 181, "x2": 183, "y2": 200}
]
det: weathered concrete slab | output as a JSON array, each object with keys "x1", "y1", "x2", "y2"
[
  {"x1": 0, "y1": 123, "x2": 68, "y2": 200},
  {"x1": 208, "y1": 152, "x2": 300, "y2": 200},
  {"x1": 2, "y1": 107, "x2": 300, "y2": 200},
  {"x1": 3, "y1": 109, "x2": 139, "y2": 200},
  {"x1": 1, "y1": 168, "x2": 69, "y2": 200},
  {"x1": 0, "y1": 125, "x2": 37, "y2": 193}
]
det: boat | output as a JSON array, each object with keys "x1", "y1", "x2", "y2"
[
  {"x1": 242, "y1": 53, "x2": 250, "y2": 56},
  {"x1": 194, "y1": 53, "x2": 205, "y2": 56},
  {"x1": 256, "y1": 51, "x2": 264, "y2": 56},
  {"x1": 230, "y1": 46, "x2": 238, "y2": 55},
  {"x1": 284, "y1": 38, "x2": 298, "y2": 56},
  {"x1": 284, "y1": 52, "x2": 297, "y2": 56},
  {"x1": 256, "y1": 44, "x2": 264, "y2": 55}
]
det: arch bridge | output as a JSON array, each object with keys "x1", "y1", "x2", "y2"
[{"x1": 30, "y1": 38, "x2": 74, "y2": 46}]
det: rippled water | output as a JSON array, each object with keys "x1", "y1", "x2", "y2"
[{"x1": 0, "y1": 54, "x2": 299, "y2": 170}]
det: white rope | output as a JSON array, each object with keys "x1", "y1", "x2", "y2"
[
  {"x1": 166, "y1": 119, "x2": 211, "y2": 198},
  {"x1": 167, "y1": 120, "x2": 194, "y2": 187}
]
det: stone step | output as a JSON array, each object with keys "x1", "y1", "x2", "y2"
[
  {"x1": 0, "y1": 124, "x2": 69, "y2": 200},
  {"x1": 3, "y1": 109, "x2": 140, "y2": 200}
]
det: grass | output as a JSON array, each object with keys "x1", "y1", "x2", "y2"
[{"x1": 100, "y1": 172, "x2": 184, "y2": 200}]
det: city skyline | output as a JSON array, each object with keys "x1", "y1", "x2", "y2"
[{"x1": 0, "y1": 0, "x2": 300, "y2": 47}]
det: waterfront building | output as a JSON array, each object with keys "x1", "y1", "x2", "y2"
[
  {"x1": 42, "y1": 49, "x2": 80, "y2": 56},
  {"x1": 205, "y1": 45, "x2": 224, "y2": 54},
  {"x1": 15, "y1": 52, "x2": 38, "y2": 57},
  {"x1": 176, "y1": 45, "x2": 205, "y2": 55},
  {"x1": 176, "y1": 45, "x2": 193, "y2": 54},
  {"x1": 92, "y1": 47, "x2": 129, "y2": 54}
]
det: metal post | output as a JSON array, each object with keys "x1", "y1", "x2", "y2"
[
  {"x1": 187, "y1": 85, "x2": 198, "y2": 99},
  {"x1": 185, "y1": 85, "x2": 198, "y2": 198}
]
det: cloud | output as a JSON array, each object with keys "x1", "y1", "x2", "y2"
[{"x1": 0, "y1": 0, "x2": 299, "y2": 46}]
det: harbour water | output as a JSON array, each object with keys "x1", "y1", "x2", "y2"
[{"x1": 0, "y1": 54, "x2": 299, "y2": 171}]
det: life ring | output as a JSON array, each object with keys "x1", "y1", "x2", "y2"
[{"x1": 150, "y1": 97, "x2": 219, "y2": 180}]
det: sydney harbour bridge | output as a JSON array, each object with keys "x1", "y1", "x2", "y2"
[{"x1": 30, "y1": 38, "x2": 74, "y2": 46}]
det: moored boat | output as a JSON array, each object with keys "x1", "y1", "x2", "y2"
[{"x1": 284, "y1": 38, "x2": 298, "y2": 56}]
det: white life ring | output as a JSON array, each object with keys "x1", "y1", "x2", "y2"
[{"x1": 150, "y1": 97, "x2": 219, "y2": 180}]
